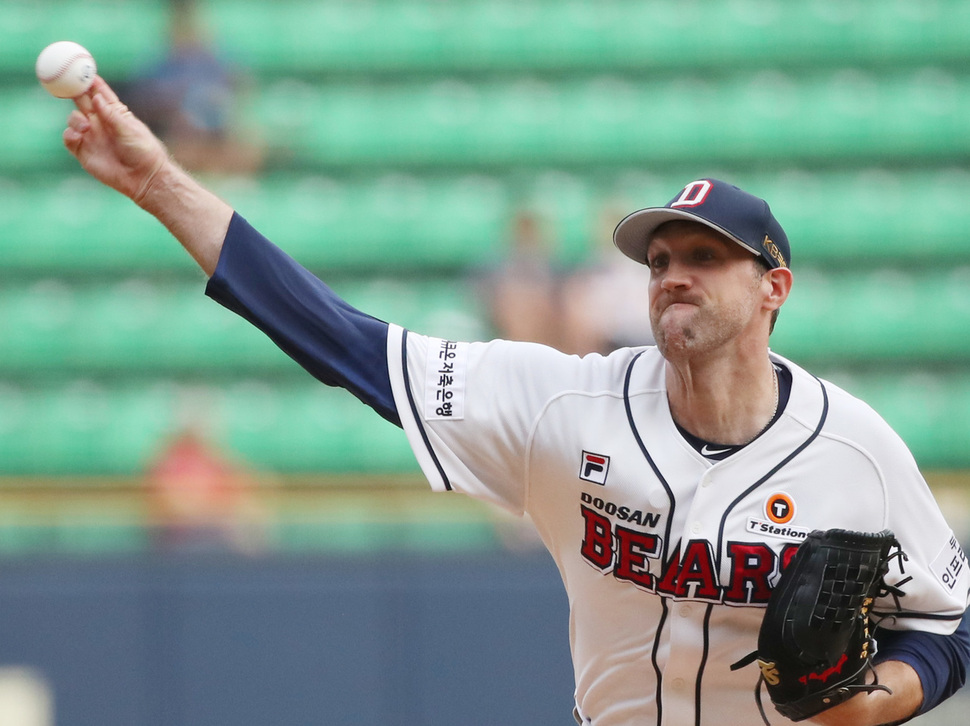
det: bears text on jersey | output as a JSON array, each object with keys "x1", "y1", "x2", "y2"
[{"x1": 581, "y1": 504, "x2": 801, "y2": 605}]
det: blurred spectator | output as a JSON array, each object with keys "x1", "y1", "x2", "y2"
[
  {"x1": 560, "y1": 202, "x2": 655, "y2": 355},
  {"x1": 480, "y1": 209, "x2": 568, "y2": 350},
  {"x1": 146, "y1": 425, "x2": 267, "y2": 554},
  {"x1": 121, "y1": 0, "x2": 265, "y2": 175}
]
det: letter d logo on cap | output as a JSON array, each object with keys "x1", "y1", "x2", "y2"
[{"x1": 669, "y1": 180, "x2": 713, "y2": 208}]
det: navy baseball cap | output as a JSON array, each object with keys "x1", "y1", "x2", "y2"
[{"x1": 613, "y1": 178, "x2": 791, "y2": 269}]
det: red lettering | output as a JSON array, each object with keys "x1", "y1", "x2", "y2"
[
  {"x1": 674, "y1": 540, "x2": 721, "y2": 600},
  {"x1": 578, "y1": 504, "x2": 799, "y2": 606},
  {"x1": 656, "y1": 546, "x2": 682, "y2": 597},
  {"x1": 781, "y1": 542, "x2": 800, "y2": 571},
  {"x1": 614, "y1": 526, "x2": 660, "y2": 589},
  {"x1": 580, "y1": 505, "x2": 613, "y2": 570},
  {"x1": 725, "y1": 542, "x2": 776, "y2": 603}
]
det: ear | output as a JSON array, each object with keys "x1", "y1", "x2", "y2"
[{"x1": 762, "y1": 266, "x2": 793, "y2": 313}]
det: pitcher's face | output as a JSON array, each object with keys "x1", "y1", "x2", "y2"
[{"x1": 646, "y1": 223, "x2": 768, "y2": 360}]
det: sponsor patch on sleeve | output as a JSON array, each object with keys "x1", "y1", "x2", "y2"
[
  {"x1": 424, "y1": 338, "x2": 467, "y2": 420},
  {"x1": 931, "y1": 533, "x2": 968, "y2": 592}
]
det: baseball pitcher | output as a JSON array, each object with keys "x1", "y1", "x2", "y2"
[{"x1": 61, "y1": 76, "x2": 969, "y2": 726}]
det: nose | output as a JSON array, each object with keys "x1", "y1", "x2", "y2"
[{"x1": 658, "y1": 259, "x2": 692, "y2": 291}]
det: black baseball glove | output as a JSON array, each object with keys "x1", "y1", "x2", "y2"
[{"x1": 732, "y1": 528, "x2": 907, "y2": 724}]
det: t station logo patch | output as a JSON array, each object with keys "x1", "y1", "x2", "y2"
[
  {"x1": 747, "y1": 492, "x2": 808, "y2": 542},
  {"x1": 765, "y1": 492, "x2": 795, "y2": 524},
  {"x1": 579, "y1": 451, "x2": 610, "y2": 486}
]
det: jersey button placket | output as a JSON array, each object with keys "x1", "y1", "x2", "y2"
[{"x1": 663, "y1": 605, "x2": 704, "y2": 725}]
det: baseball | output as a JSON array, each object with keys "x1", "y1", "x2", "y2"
[{"x1": 36, "y1": 41, "x2": 97, "y2": 99}]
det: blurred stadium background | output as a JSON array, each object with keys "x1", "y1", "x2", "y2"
[{"x1": 0, "y1": 1, "x2": 968, "y2": 724}]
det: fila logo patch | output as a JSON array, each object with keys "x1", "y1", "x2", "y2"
[
  {"x1": 669, "y1": 180, "x2": 713, "y2": 208},
  {"x1": 580, "y1": 451, "x2": 610, "y2": 485}
]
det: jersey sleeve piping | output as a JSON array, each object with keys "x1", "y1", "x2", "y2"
[
  {"x1": 386, "y1": 324, "x2": 453, "y2": 492},
  {"x1": 811, "y1": 430, "x2": 891, "y2": 526}
]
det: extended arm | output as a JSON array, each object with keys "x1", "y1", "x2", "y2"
[
  {"x1": 64, "y1": 76, "x2": 399, "y2": 423},
  {"x1": 63, "y1": 76, "x2": 230, "y2": 275}
]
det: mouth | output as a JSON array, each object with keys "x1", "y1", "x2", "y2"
[
  {"x1": 653, "y1": 298, "x2": 702, "y2": 329},
  {"x1": 661, "y1": 299, "x2": 700, "y2": 315}
]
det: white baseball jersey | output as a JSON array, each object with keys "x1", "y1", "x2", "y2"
[{"x1": 386, "y1": 327, "x2": 970, "y2": 726}]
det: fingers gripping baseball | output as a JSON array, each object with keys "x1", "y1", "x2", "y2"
[{"x1": 63, "y1": 76, "x2": 168, "y2": 206}]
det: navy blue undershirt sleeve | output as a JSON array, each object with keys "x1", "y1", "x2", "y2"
[
  {"x1": 875, "y1": 609, "x2": 970, "y2": 715},
  {"x1": 204, "y1": 212, "x2": 401, "y2": 427}
]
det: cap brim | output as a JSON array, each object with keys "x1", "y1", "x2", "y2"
[{"x1": 613, "y1": 207, "x2": 761, "y2": 264}]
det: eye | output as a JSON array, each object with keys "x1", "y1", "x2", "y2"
[
  {"x1": 691, "y1": 247, "x2": 719, "y2": 264},
  {"x1": 647, "y1": 253, "x2": 668, "y2": 272}
]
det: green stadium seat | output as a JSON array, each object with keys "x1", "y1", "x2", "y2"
[
  {"x1": 0, "y1": 177, "x2": 200, "y2": 274},
  {"x1": 0, "y1": 280, "x2": 80, "y2": 369},
  {"x1": 0, "y1": 384, "x2": 31, "y2": 471},
  {"x1": 0, "y1": 280, "x2": 275, "y2": 375},
  {"x1": 771, "y1": 267, "x2": 970, "y2": 363},
  {"x1": 0, "y1": 1, "x2": 166, "y2": 80},
  {"x1": 196, "y1": 0, "x2": 970, "y2": 75},
  {"x1": 3, "y1": 0, "x2": 970, "y2": 488},
  {"x1": 231, "y1": 173, "x2": 511, "y2": 271},
  {"x1": 0, "y1": 380, "x2": 416, "y2": 476},
  {"x1": 0, "y1": 277, "x2": 488, "y2": 376},
  {"x1": 0, "y1": 89, "x2": 76, "y2": 170},
  {"x1": 820, "y1": 370, "x2": 970, "y2": 469},
  {"x1": 758, "y1": 168, "x2": 970, "y2": 263},
  {"x1": 0, "y1": 382, "x2": 174, "y2": 475},
  {"x1": 4, "y1": 267, "x2": 970, "y2": 379},
  {"x1": 4, "y1": 169, "x2": 969, "y2": 278},
  {"x1": 299, "y1": 166, "x2": 970, "y2": 267},
  {"x1": 4, "y1": 1, "x2": 969, "y2": 80},
  {"x1": 5, "y1": 66, "x2": 970, "y2": 171},
  {"x1": 241, "y1": 73, "x2": 970, "y2": 171},
  {"x1": 220, "y1": 382, "x2": 414, "y2": 473},
  {"x1": 0, "y1": 173, "x2": 512, "y2": 274},
  {"x1": 2, "y1": 371, "x2": 968, "y2": 477}
]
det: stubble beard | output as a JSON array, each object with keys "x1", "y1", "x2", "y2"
[{"x1": 652, "y1": 301, "x2": 748, "y2": 361}]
